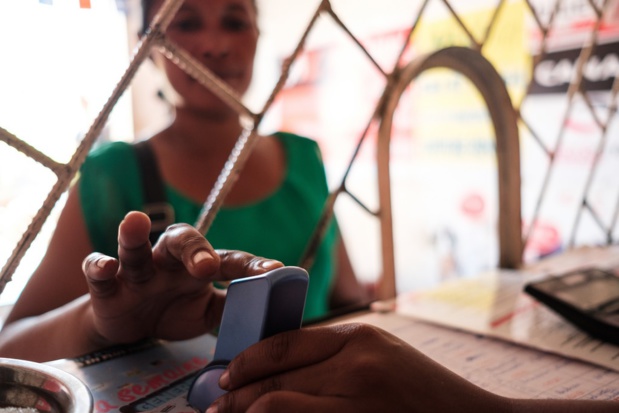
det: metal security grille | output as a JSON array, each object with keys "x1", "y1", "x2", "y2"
[{"x1": 0, "y1": 0, "x2": 617, "y2": 299}]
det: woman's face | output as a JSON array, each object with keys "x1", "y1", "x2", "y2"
[{"x1": 147, "y1": 0, "x2": 259, "y2": 116}]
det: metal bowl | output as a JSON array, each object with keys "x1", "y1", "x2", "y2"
[{"x1": 0, "y1": 358, "x2": 92, "y2": 412}]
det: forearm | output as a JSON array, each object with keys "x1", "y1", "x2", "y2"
[
  {"x1": 0, "y1": 295, "x2": 109, "y2": 362},
  {"x1": 329, "y1": 281, "x2": 368, "y2": 310},
  {"x1": 329, "y1": 238, "x2": 370, "y2": 310},
  {"x1": 509, "y1": 397, "x2": 618, "y2": 412}
]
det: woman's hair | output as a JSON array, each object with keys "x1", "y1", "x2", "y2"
[{"x1": 140, "y1": 0, "x2": 257, "y2": 35}]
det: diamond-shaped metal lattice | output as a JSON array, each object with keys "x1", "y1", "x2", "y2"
[{"x1": 1, "y1": 0, "x2": 617, "y2": 300}]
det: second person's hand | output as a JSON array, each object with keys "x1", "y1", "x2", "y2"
[{"x1": 210, "y1": 323, "x2": 507, "y2": 413}]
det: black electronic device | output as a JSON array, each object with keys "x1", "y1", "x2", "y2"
[
  {"x1": 186, "y1": 266, "x2": 309, "y2": 413},
  {"x1": 524, "y1": 267, "x2": 619, "y2": 346}
]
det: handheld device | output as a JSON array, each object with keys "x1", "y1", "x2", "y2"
[
  {"x1": 186, "y1": 266, "x2": 309, "y2": 412},
  {"x1": 524, "y1": 267, "x2": 619, "y2": 345}
]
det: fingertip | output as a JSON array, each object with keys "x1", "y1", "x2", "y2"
[
  {"x1": 215, "y1": 251, "x2": 282, "y2": 280},
  {"x1": 83, "y1": 254, "x2": 114, "y2": 276},
  {"x1": 258, "y1": 259, "x2": 284, "y2": 271},
  {"x1": 219, "y1": 369, "x2": 230, "y2": 389},
  {"x1": 245, "y1": 258, "x2": 284, "y2": 276},
  {"x1": 191, "y1": 249, "x2": 220, "y2": 274},
  {"x1": 192, "y1": 250, "x2": 214, "y2": 266},
  {"x1": 95, "y1": 256, "x2": 113, "y2": 270},
  {"x1": 83, "y1": 255, "x2": 119, "y2": 289},
  {"x1": 118, "y1": 211, "x2": 152, "y2": 249},
  {"x1": 124, "y1": 210, "x2": 149, "y2": 221}
]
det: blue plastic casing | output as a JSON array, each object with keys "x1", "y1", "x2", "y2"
[{"x1": 187, "y1": 266, "x2": 309, "y2": 412}]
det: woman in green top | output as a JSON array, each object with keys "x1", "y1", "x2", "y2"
[
  {"x1": 0, "y1": 0, "x2": 368, "y2": 362},
  {"x1": 79, "y1": 132, "x2": 342, "y2": 321}
]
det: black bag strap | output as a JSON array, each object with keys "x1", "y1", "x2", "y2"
[{"x1": 133, "y1": 140, "x2": 175, "y2": 245}]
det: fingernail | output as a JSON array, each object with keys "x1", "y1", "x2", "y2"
[
  {"x1": 96, "y1": 258, "x2": 110, "y2": 269},
  {"x1": 206, "y1": 405, "x2": 218, "y2": 413},
  {"x1": 219, "y1": 369, "x2": 230, "y2": 389},
  {"x1": 259, "y1": 260, "x2": 281, "y2": 270},
  {"x1": 192, "y1": 250, "x2": 213, "y2": 266}
]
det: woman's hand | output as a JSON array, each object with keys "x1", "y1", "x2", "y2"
[
  {"x1": 82, "y1": 211, "x2": 283, "y2": 347},
  {"x1": 210, "y1": 323, "x2": 508, "y2": 413}
]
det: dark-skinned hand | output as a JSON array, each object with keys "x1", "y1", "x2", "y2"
[{"x1": 81, "y1": 211, "x2": 283, "y2": 346}]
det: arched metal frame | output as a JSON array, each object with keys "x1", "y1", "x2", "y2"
[{"x1": 375, "y1": 47, "x2": 523, "y2": 298}]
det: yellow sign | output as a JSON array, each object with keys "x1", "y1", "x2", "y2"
[{"x1": 409, "y1": 1, "x2": 531, "y2": 163}]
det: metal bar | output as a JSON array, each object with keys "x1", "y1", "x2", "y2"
[
  {"x1": 480, "y1": 0, "x2": 507, "y2": 47},
  {"x1": 394, "y1": 0, "x2": 431, "y2": 67},
  {"x1": 159, "y1": 38, "x2": 255, "y2": 122},
  {"x1": 440, "y1": 0, "x2": 482, "y2": 50},
  {"x1": 0, "y1": 0, "x2": 184, "y2": 295},
  {"x1": 0, "y1": 127, "x2": 65, "y2": 176},
  {"x1": 258, "y1": 0, "x2": 329, "y2": 119},
  {"x1": 194, "y1": 129, "x2": 259, "y2": 235},
  {"x1": 324, "y1": 4, "x2": 388, "y2": 77}
]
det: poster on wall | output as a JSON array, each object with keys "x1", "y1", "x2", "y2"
[
  {"x1": 270, "y1": 0, "x2": 619, "y2": 291},
  {"x1": 522, "y1": 0, "x2": 619, "y2": 259}
]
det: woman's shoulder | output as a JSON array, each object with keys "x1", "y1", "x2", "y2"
[
  {"x1": 271, "y1": 132, "x2": 327, "y2": 188},
  {"x1": 80, "y1": 141, "x2": 141, "y2": 186},
  {"x1": 273, "y1": 131, "x2": 323, "y2": 162},
  {"x1": 86, "y1": 140, "x2": 135, "y2": 161},
  {"x1": 273, "y1": 131, "x2": 319, "y2": 147},
  {"x1": 81, "y1": 140, "x2": 139, "y2": 173}
]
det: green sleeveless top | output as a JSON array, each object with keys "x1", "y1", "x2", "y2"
[{"x1": 79, "y1": 132, "x2": 337, "y2": 321}]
